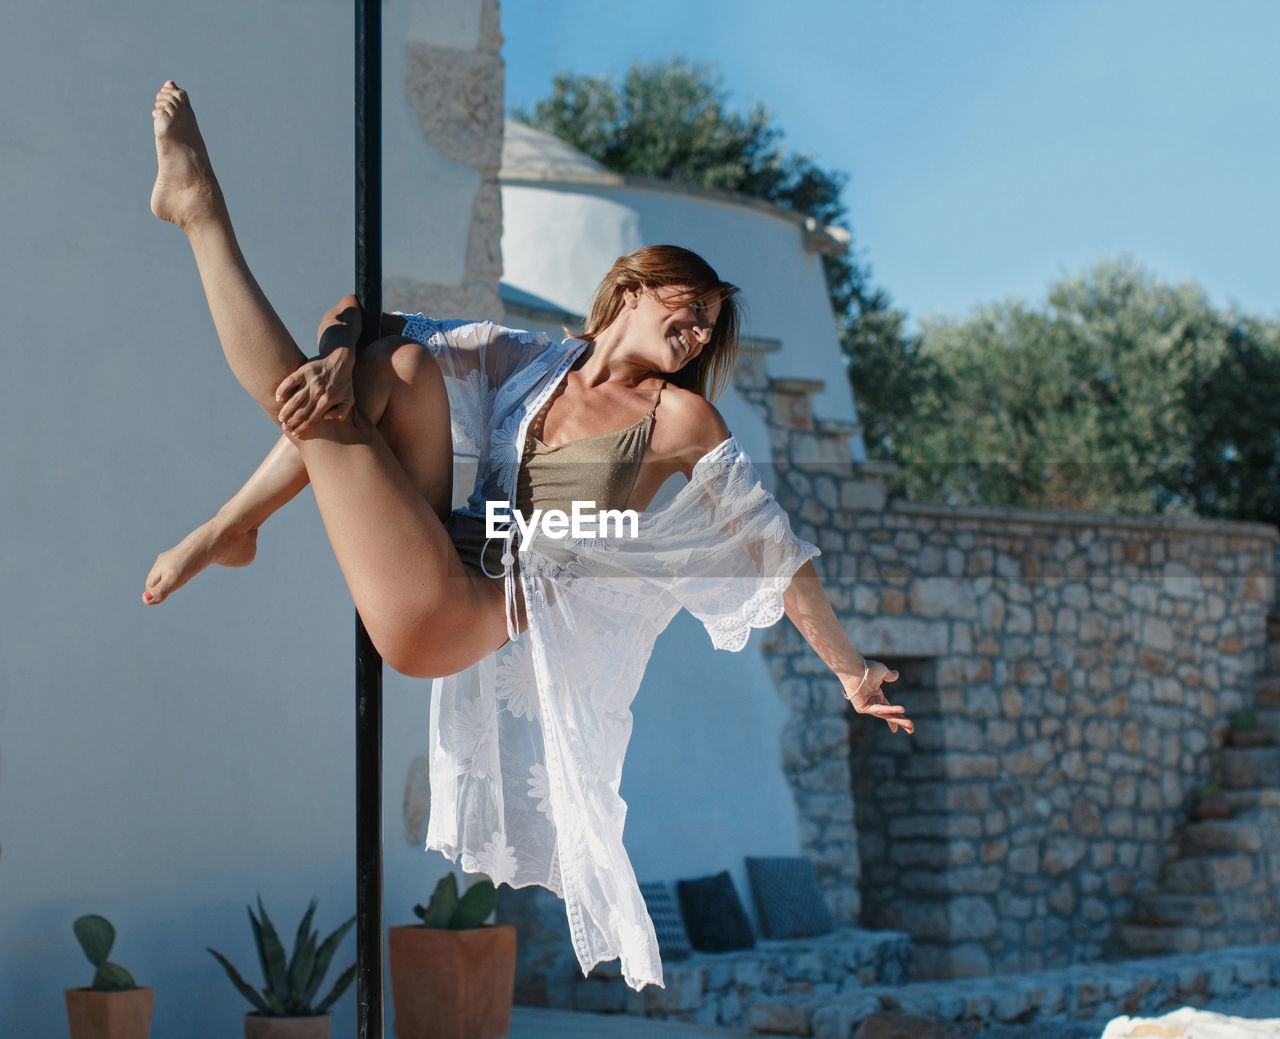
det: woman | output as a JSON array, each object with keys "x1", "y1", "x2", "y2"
[{"x1": 145, "y1": 81, "x2": 911, "y2": 988}]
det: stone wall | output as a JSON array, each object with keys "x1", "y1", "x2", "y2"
[
  {"x1": 386, "y1": 0, "x2": 505, "y2": 320},
  {"x1": 737, "y1": 353, "x2": 1279, "y2": 979}
]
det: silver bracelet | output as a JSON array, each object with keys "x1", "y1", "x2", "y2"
[{"x1": 844, "y1": 662, "x2": 870, "y2": 704}]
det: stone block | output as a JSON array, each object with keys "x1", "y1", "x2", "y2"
[
  {"x1": 851, "y1": 1011, "x2": 970, "y2": 1039},
  {"x1": 812, "y1": 1001, "x2": 868, "y2": 1039},
  {"x1": 948, "y1": 896, "x2": 997, "y2": 940},
  {"x1": 745, "y1": 997, "x2": 814, "y2": 1035},
  {"x1": 1163, "y1": 855, "x2": 1255, "y2": 893},
  {"x1": 1002, "y1": 741, "x2": 1053, "y2": 776},
  {"x1": 402, "y1": 754, "x2": 432, "y2": 845},
  {"x1": 1221, "y1": 746, "x2": 1280, "y2": 788},
  {"x1": 405, "y1": 42, "x2": 504, "y2": 169}
]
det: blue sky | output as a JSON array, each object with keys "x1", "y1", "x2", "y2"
[{"x1": 503, "y1": 0, "x2": 1280, "y2": 327}]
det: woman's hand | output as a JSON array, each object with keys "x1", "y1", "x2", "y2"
[
  {"x1": 275, "y1": 293, "x2": 364, "y2": 435},
  {"x1": 275, "y1": 349, "x2": 355, "y2": 434},
  {"x1": 844, "y1": 659, "x2": 913, "y2": 734}
]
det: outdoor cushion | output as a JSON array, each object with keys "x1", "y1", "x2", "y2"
[
  {"x1": 745, "y1": 856, "x2": 834, "y2": 939},
  {"x1": 675, "y1": 870, "x2": 756, "y2": 952},
  {"x1": 638, "y1": 881, "x2": 692, "y2": 961}
]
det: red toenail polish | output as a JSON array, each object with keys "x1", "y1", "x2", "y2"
[{"x1": 144, "y1": 591, "x2": 153, "y2": 601}]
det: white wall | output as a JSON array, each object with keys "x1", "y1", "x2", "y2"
[
  {"x1": 500, "y1": 178, "x2": 862, "y2": 910},
  {"x1": 0, "y1": 3, "x2": 481, "y2": 1035}
]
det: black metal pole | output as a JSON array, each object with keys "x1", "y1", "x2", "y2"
[{"x1": 354, "y1": 1, "x2": 383, "y2": 1037}]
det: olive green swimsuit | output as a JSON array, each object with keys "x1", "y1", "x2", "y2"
[{"x1": 446, "y1": 380, "x2": 665, "y2": 580}]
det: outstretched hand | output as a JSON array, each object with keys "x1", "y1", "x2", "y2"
[
  {"x1": 276, "y1": 351, "x2": 355, "y2": 435},
  {"x1": 844, "y1": 659, "x2": 913, "y2": 734}
]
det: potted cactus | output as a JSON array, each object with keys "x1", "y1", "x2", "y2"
[
  {"x1": 388, "y1": 874, "x2": 516, "y2": 1039},
  {"x1": 1229, "y1": 708, "x2": 1272, "y2": 747},
  {"x1": 1192, "y1": 782, "x2": 1233, "y2": 820},
  {"x1": 65, "y1": 914, "x2": 154, "y2": 1039},
  {"x1": 208, "y1": 898, "x2": 355, "y2": 1039}
]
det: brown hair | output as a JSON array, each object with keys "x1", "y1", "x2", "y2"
[{"x1": 579, "y1": 245, "x2": 742, "y2": 401}]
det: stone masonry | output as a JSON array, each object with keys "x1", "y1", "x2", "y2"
[
  {"x1": 386, "y1": 0, "x2": 505, "y2": 320},
  {"x1": 735, "y1": 345, "x2": 1279, "y2": 980}
]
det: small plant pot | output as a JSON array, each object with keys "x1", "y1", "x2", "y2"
[
  {"x1": 65, "y1": 987, "x2": 155, "y2": 1039},
  {"x1": 388, "y1": 924, "x2": 516, "y2": 1039},
  {"x1": 244, "y1": 1013, "x2": 330, "y2": 1039},
  {"x1": 1229, "y1": 729, "x2": 1272, "y2": 747},
  {"x1": 1193, "y1": 797, "x2": 1233, "y2": 820}
]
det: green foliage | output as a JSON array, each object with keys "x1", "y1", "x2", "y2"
[
  {"x1": 889, "y1": 259, "x2": 1280, "y2": 518},
  {"x1": 513, "y1": 56, "x2": 914, "y2": 457},
  {"x1": 208, "y1": 898, "x2": 356, "y2": 1017},
  {"x1": 1182, "y1": 317, "x2": 1280, "y2": 525},
  {"x1": 74, "y1": 915, "x2": 115, "y2": 968},
  {"x1": 73, "y1": 915, "x2": 138, "y2": 992},
  {"x1": 412, "y1": 874, "x2": 497, "y2": 930},
  {"x1": 1232, "y1": 709, "x2": 1261, "y2": 731}
]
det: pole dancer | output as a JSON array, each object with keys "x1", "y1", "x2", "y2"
[{"x1": 146, "y1": 81, "x2": 912, "y2": 989}]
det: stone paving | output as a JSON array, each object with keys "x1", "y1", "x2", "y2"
[{"x1": 737, "y1": 944, "x2": 1280, "y2": 1038}]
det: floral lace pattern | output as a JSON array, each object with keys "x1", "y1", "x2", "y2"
[{"x1": 397, "y1": 318, "x2": 818, "y2": 989}]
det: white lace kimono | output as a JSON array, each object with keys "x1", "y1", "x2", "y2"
[{"x1": 399, "y1": 314, "x2": 819, "y2": 989}]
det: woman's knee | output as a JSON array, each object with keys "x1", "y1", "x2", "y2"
[
  {"x1": 355, "y1": 337, "x2": 445, "y2": 420},
  {"x1": 373, "y1": 601, "x2": 506, "y2": 680}
]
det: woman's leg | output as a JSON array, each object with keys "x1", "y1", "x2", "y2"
[
  {"x1": 143, "y1": 340, "x2": 457, "y2": 606},
  {"x1": 149, "y1": 83, "x2": 507, "y2": 678},
  {"x1": 143, "y1": 435, "x2": 299, "y2": 605}
]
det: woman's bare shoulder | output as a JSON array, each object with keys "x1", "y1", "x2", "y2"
[{"x1": 654, "y1": 385, "x2": 732, "y2": 472}]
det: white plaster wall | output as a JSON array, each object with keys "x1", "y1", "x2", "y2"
[
  {"x1": 0, "y1": 3, "x2": 480, "y2": 1035},
  {"x1": 499, "y1": 180, "x2": 860, "y2": 911}
]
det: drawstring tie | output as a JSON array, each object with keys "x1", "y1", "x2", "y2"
[{"x1": 481, "y1": 523, "x2": 521, "y2": 642}]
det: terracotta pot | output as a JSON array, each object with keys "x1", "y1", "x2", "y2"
[
  {"x1": 388, "y1": 924, "x2": 516, "y2": 1039},
  {"x1": 1193, "y1": 797, "x2": 1233, "y2": 820},
  {"x1": 244, "y1": 1013, "x2": 330, "y2": 1039},
  {"x1": 64, "y1": 987, "x2": 155, "y2": 1039},
  {"x1": 1229, "y1": 729, "x2": 1272, "y2": 747}
]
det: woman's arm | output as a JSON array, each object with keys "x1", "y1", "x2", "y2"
[
  {"x1": 783, "y1": 561, "x2": 913, "y2": 734},
  {"x1": 276, "y1": 297, "x2": 408, "y2": 434}
]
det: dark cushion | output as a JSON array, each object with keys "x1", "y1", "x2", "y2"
[
  {"x1": 675, "y1": 871, "x2": 755, "y2": 952},
  {"x1": 638, "y1": 881, "x2": 692, "y2": 961},
  {"x1": 745, "y1": 856, "x2": 834, "y2": 939}
]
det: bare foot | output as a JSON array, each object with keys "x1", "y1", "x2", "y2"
[
  {"x1": 143, "y1": 519, "x2": 258, "y2": 605},
  {"x1": 150, "y1": 81, "x2": 223, "y2": 230}
]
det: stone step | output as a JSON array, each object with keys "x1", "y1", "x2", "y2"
[
  {"x1": 1118, "y1": 923, "x2": 1208, "y2": 955},
  {"x1": 1221, "y1": 786, "x2": 1280, "y2": 811},
  {"x1": 1258, "y1": 676, "x2": 1280, "y2": 706},
  {"x1": 1162, "y1": 854, "x2": 1257, "y2": 893},
  {"x1": 1220, "y1": 745, "x2": 1280, "y2": 788},
  {"x1": 1131, "y1": 892, "x2": 1225, "y2": 928},
  {"x1": 1180, "y1": 814, "x2": 1265, "y2": 854},
  {"x1": 798, "y1": 945, "x2": 1280, "y2": 1039},
  {"x1": 1255, "y1": 706, "x2": 1280, "y2": 733}
]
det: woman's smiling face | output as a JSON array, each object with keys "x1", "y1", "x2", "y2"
[{"x1": 629, "y1": 285, "x2": 722, "y2": 370}]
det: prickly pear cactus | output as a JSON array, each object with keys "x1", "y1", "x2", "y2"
[{"x1": 73, "y1": 914, "x2": 138, "y2": 992}]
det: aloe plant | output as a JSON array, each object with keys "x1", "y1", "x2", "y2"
[
  {"x1": 73, "y1": 914, "x2": 139, "y2": 992},
  {"x1": 208, "y1": 898, "x2": 355, "y2": 1017},
  {"x1": 412, "y1": 874, "x2": 496, "y2": 930}
]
